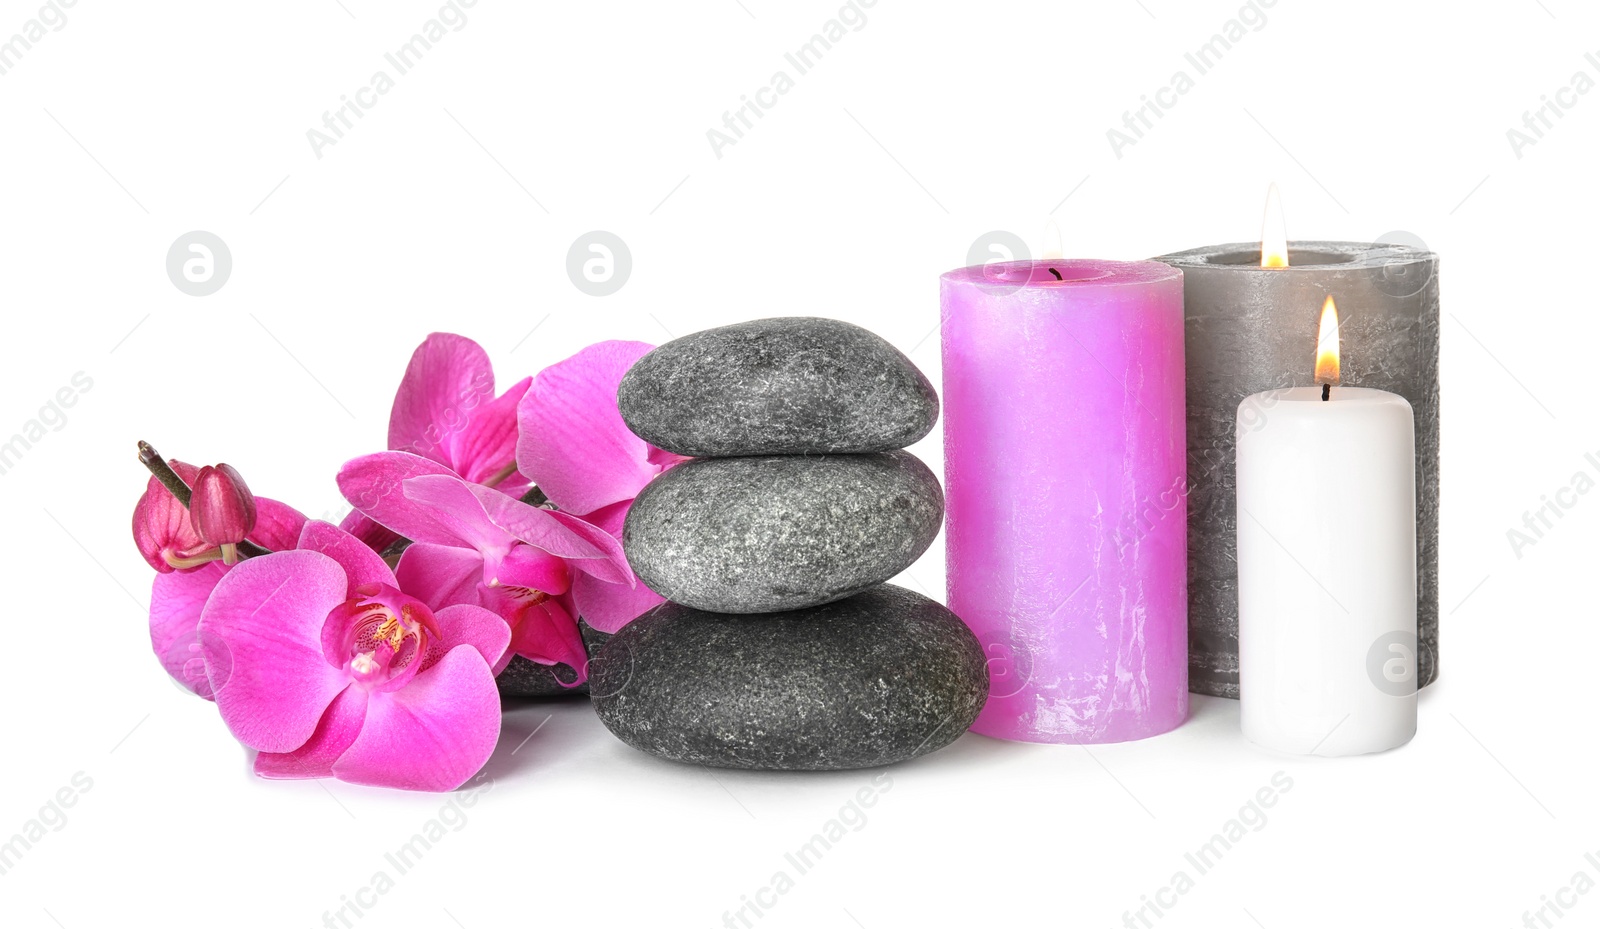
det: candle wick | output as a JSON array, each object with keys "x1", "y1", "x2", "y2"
[
  {"x1": 1049, "y1": 267, "x2": 1062, "y2": 280},
  {"x1": 1321, "y1": 383, "x2": 1331, "y2": 402}
]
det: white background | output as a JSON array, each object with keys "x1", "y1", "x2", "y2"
[{"x1": 0, "y1": 1, "x2": 1591, "y2": 927}]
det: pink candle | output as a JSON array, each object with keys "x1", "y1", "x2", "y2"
[{"x1": 941, "y1": 259, "x2": 1189, "y2": 743}]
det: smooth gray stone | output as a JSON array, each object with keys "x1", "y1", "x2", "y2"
[
  {"x1": 590, "y1": 585, "x2": 988, "y2": 770},
  {"x1": 617, "y1": 316, "x2": 939, "y2": 457},
  {"x1": 495, "y1": 619, "x2": 611, "y2": 699},
  {"x1": 623, "y1": 451, "x2": 944, "y2": 613}
]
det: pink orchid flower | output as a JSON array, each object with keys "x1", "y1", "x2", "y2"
[
  {"x1": 338, "y1": 452, "x2": 632, "y2": 682},
  {"x1": 199, "y1": 520, "x2": 509, "y2": 792},
  {"x1": 134, "y1": 460, "x2": 308, "y2": 699},
  {"x1": 515, "y1": 340, "x2": 686, "y2": 632},
  {"x1": 342, "y1": 332, "x2": 532, "y2": 550}
]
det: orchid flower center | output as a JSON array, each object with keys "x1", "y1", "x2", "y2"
[
  {"x1": 326, "y1": 584, "x2": 441, "y2": 691},
  {"x1": 501, "y1": 586, "x2": 550, "y2": 605},
  {"x1": 484, "y1": 542, "x2": 571, "y2": 602}
]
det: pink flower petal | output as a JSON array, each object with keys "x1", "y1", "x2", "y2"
[
  {"x1": 296, "y1": 520, "x2": 396, "y2": 594},
  {"x1": 448, "y1": 376, "x2": 533, "y2": 492},
  {"x1": 199, "y1": 550, "x2": 352, "y2": 753},
  {"x1": 547, "y1": 495, "x2": 652, "y2": 633},
  {"x1": 571, "y1": 570, "x2": 665, "y2": 635},
  {"x1": 516, "y1": 340, "x2": 679, "y2": 516},
  {"x1": 495, "y1": 542, "x2": 571, "y2": 595},
  {"x1": 580, "y1": 498, "x2": 631, "y2": 537},
  {"x1": 464, "y1": 482, "x2": 633, "y2": 585},
  {"x1": 149, "y1": 562, "x2": 227, "y2": 699},
  {"x1": 395, "y1": 542, "x2": 484, "y2": 612},
  {"x1": 337, "y1": 509, "x2": 400, "y2": 555},
  {"x1": 389, "y1": 333, "x2": 498, "y2": 467},
  {"x1": 385, "y1": 333, "x2": 530, "y2": 492},
  {"x1": 253, "y1": 685, "x2": 369, "y2": 780},
  {"x1": 337, "y1": 451, "x2": 463, "y2": 544},
  {"x1": 332, "y1": 646, "x2": 502, "y2": 792},
  {"x1": 563, "y1": 498, "x2": 661, "y2": 633},
  {"x1": 250, "y1": 497, "x2": 309, "y2": 552},
  {"x1": 506, "y1": 596, "x2": 586, "y2": 679},
  {"x1": 429, "y1": 604, "x2": 511, "y2": 672},
  {"x1": 397, "y1": 474, "x2": 515, "y2": 557}
]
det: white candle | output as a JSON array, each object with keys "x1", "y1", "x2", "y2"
[{"x1": 1235, "y1": 298, "x2": 1418, "y2": 756}]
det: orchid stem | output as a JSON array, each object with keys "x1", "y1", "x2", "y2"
[
  {"x1": 483, "y1": 461, "x2": 521, "y2": 489},
  {"x1": 138, "y1": 440, "x2": 192, "y2": 507},
  {"x1": 137, "y1": 440, "x2": 273, "y2": 559},
  {"x1": 379, "y1": 537, "x2": 412, "y2": 569}
]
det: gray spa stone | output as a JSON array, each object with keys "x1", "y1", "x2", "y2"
[
  {"x1": 589, "y1": 585, "x2": 989, "y2": 770},
  {"x1": 617, "y1": 316, "x2": 939, "y2": 457},
  {"x1": 623, "y1": 451, "x2": 944, "y2": 614}
]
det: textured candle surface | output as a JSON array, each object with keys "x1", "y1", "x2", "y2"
[
  {"x1": 1237, "y1": 387, "x2": 1417, "y2": 755},
  {"x1": 941, "y1": 259, "x2": 1188, "y2": 744},
  {"x1": 1156, "y1": 242, "x2": 1440, "y2": 699}
]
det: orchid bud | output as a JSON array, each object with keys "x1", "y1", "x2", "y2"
[
  {"x1": 133, "y1": 459, "x2": 206, "y2": 573},
  {"x1": 190, "y1": 464, "x2": 257, "y2": 563}
]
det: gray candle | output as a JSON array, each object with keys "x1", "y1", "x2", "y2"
[{"x1": 1154, "y1": 241, "x2": 1440, "y2": 698}]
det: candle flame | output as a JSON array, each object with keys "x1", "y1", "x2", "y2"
[
  {"x1": 1314, "y1": 295, "x2": 1340, "y2": 384},
  {"x1": 1261, "y1": 183, "x2": 1288, "y2": 268},
  {"x1": 1041, "y1": 219, "x2": 1063, "y2": 261}
]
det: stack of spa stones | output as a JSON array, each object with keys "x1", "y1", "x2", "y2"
[{"x1": 589, "y1": 317, "x2": 988, "y2": 771}]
